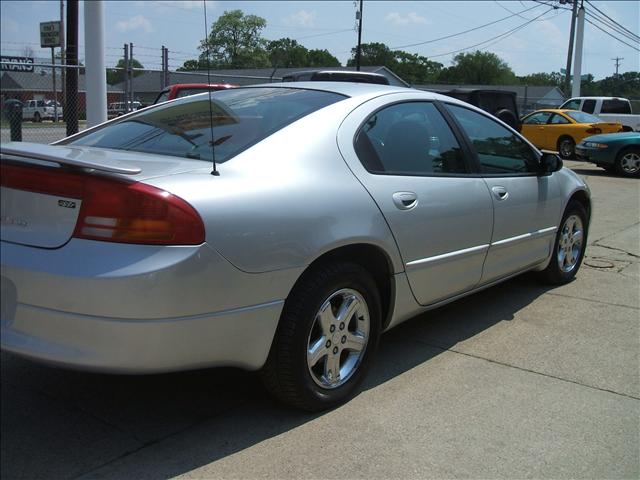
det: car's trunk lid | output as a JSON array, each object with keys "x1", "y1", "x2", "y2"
[{"x1": 1, "y1": 142, "x2": 208, "y2": 248}]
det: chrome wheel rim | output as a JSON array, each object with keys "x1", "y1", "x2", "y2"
[
  {"x1": 306, "y1": 288, "x2": 369, "y2": 389},
  {"x1": 620, "y1": 152, "x2": 640, "y2": 174},
  {"x1": 557, "y1": 214, "x2": 584, "y2": 273},
  {"x1": 559, "y1": 139, "x2": 573, "y2": 158}
]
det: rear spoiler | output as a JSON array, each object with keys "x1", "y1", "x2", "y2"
[{"x1": 0, "y1": 142, "x2": 141, "y2": 175}]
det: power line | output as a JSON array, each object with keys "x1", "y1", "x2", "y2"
[
  {"x1": 584, "y1": 10, "x2": 640, "y2": 44},
  {"x1": 427, "y1": 7, "x2": 556, "y2": 59},
  {"x1": 585, "y1": 0, "x2": 639, "y2": 40},
  {"x1": 391, "y1": 3, "x2": 543, "y2": 50},
  {"x1": 585, "y1": 18, "x2": 640, "y2": 52}
]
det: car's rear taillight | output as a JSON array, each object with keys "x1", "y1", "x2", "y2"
[
  {"x1": 1, "y1": 163, "x2": 205, "y2": 245},
  {"x1": 585, "y1": 127, "x2": 602, "y2": 134}
]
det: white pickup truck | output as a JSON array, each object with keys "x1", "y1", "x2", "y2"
[
  {"x1": 22, "y1": 99, "x2": 63, "y2": 122},
  {"x1": 560, "y1": 97, "x2": 640, "y2": 132}
]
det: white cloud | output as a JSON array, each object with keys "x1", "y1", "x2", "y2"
[
  {"x1": 116, "y1": 15, "x2": 154, "y2": 33},
  {"x1": 283, "y1": 10, "x2": 317, "y2": 28},
  {"x1": 385, "y1": 12, "x2": 427, "y2": 27}
]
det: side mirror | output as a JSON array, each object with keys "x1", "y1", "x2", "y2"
[{"x1": 539, "y1": 150, "x2": 563, "y2": 175}]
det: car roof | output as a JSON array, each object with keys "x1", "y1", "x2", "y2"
[{"x1": 240, "y1": 81, "x2": 424, "y2": 99}]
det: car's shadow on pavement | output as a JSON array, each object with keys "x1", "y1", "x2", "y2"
[{"x1": 1, "y1": 274, "x2": 554, "y2": 479}]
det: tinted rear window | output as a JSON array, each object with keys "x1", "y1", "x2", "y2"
[
  {"x1": 68, "y1": 88, "x2": 345, "y2": 163},
  {"x1": 565, "y1": 111, "x2": 603, "y2": 124},
  {"x1": 601, "y1": 99, "x2": 631, "y2": 114}
]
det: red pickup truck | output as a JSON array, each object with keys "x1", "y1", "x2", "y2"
[{"x1": 154, "y1": 83, "x2": 237, "y2": 104}]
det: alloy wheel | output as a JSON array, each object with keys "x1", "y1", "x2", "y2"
[
  {"x1": 557, "y1": 214, "x2": 584, "y2": 273},
  {"x1": 306, "y1": 288, "x2": 369, "y2": 389},
  {"x1": 620, "y1": 151, "x2": 640, "y2": 174}
]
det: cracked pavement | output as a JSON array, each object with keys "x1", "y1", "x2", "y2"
[{"x1": 1, "y1": 160, "x2": 638, "y2": 479}]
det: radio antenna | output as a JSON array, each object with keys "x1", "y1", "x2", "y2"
[{"x1": 203, "y1": 0, "x2": 219, "y2": 176}]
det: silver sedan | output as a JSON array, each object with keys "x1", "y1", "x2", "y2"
[{"x1": 0, "y1": 83, "x2": 590, "y2": 410}]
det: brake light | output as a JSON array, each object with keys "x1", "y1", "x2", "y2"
[
  {"x1": 1, "y1": 163, "x2": 205, "y2": 245},
  {"x1": 585, "y1": 127, "x2": 601, "y2": 134}
]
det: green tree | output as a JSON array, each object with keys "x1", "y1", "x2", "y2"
[
  {"x1": 439, "y1": 50, "x2": 516, "y2": 85},
  {"x1": 393, "y1": 51, "x2": 442, "y2": 84},
  {"x1": 177, "y1": 59, "x2": 205, "y2": 71},
  {"x1": 267, "y1": 38, "x2": 309, "y2": 68},
  {"x1": 346, "y1": 42, "x2": 396, "y2": 68},
  {"x1": 199, "y1": 9, "x2": 269, "y2": 68},
  {"x1": 517, "y1": 72, "x2": 564, "y2": 87},
  {"x1": 106, "y1": 58, "x2": 144, "y2": 85},
  {"x1": 307, "y1": 49, "x2": 341, "y2": 67}
]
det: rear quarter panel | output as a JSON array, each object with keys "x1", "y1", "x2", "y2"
[{"x1": 147, "y1": 98, "x2": 405, "y2": 275}]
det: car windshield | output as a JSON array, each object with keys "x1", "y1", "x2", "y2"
[
  {"x1": 67, "y1": 87, "x2": 345, "y2": 163},
  {"x1": 564, "y1": 110, "x2": 603, "y2": 124}
]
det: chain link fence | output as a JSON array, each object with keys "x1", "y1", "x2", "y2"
[
  {"x1": 1, "y1": 61, "x2": 286, "y2": 145},
  {"x1": 3, "y1": 59, "x2": 638, "y2": 145}
]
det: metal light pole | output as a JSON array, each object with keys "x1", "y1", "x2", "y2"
[
  {"x1": 571, "y1": 3, "x2": 585, "y2": 98},
  {"x1": 564, "y1": 0, "x2": 578, "y2": 97},
  {"x1": 84, "y1": 0, "x2": 107, "y2": 126}
]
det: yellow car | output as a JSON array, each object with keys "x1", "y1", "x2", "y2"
[{"x1": 521, "y1": 109, "x2": 622, "y2": 159}]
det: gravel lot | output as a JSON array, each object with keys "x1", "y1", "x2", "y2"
[{"x1": 1, "y1": 160, "x2": 638, "y2": 479}]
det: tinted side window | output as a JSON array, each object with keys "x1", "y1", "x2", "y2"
[
  {"x1": 562, "y1": 99, "x2": 581, "y2": 110},
  {"x1": 447, "y1": 104, "x2": 539, "y2": 175},
  {"x1": 549, "y1": 113, "x2": 569, "y2": 124},
  {"x1": 523, "y1": 112, "x2": 552, "y2": 124},
  {"x1": 602, "y1": 99, "x2": 631, "y2": 114},
  {"x1": 582, "y1": 99, "x2": 596, "y2": 113},
  {"x1": 355, "y1": 102, "x2": 467, "y2": 175}
]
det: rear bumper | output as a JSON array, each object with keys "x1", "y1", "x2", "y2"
[
  {"x1": 1, "y1": 239, "x2": 300, "y2": 372},
  {"x1": 1, "y1": 296, "x2": 283, "y2": 373}
]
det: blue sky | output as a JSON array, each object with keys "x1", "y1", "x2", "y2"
[{"x1": 1, "y1": 1, "x2": 638, "y2": 80}]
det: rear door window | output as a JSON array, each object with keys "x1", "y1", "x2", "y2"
[
  {"x1": 354, "y1": 101, "x2": 468, "y2": 175},
  {"x1": 582, "y1": 99, "x2": 596, "y2": 113}
]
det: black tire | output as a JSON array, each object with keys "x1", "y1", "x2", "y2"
[
  {"x1": 539, "y1": 200, "x2": 588, "y2": 285},
  {"x1": 261, "y1": 262, "x2": 381, "y2": 411},
  {"x1": 33, "y1": 112, "x2": 41, "y2": 123},
  {"x1": 495, "y1": 109, "x2": 518, "y2": 130},
  {"x1": 557, "y1": 136, "x2": 575, "y2": 160},
  {"x1": 614, "y1": 147, "x2": 640, "y2": 178}
]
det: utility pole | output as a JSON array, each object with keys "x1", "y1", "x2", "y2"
[
  {"x1": 355, "y1": 0, "x2": 363, "y2": 71},
  {"x1": 60, "y1": 0, "x2": 65, "y2": 116},
  {"x1": 124, "y1": 43, "x2": 129, "y2": 109},
  {"x1": 65, "y1": 0, "x2": 78, "y2": 135},
  {"x1": 612, "y1": 57, "x2": 623, "y2": 76},
  {"x1": 612, "y1": 57, "x2": 623, "y2": 95},
  {"x1": 564, "y1": 0, "x2": 578, "y2": 97},
  {"x1": 571, "y1": 1, "x2": 585, "y2": 98}
]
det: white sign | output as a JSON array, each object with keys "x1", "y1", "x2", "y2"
[{"x1": 40, "y1": 21, "x2": 61, "y2": 48}]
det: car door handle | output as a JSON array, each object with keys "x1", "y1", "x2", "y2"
[
  {"x1": 392, "y1": 192, "x2": 418, "y2": 210},
  {"x1": 491, "y1": 186, "x2": 509, "y2": 201}
]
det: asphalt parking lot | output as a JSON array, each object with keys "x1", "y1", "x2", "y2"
[{"x1": 1, "y1": 160, "x2": 638, "y2": 479}]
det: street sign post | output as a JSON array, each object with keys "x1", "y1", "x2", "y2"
[{"x1": 40, "y1": 21, "x2": 61, "y2": 122}]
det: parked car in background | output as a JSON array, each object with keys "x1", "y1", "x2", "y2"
[
  {"x1": 1, "y1": 83, "x2": 590, "y2": 411},
  {"x1": 153, "y1": 83, "x2": 237, "y2": 104},
  {"x1": 575, "y1": 131, "x2": 640, "y2": 178},
  {"x1": 282, "y1": 70, "x2": 390, "y2": 85},
  {"x1": 560, "y1": 97, "x2": 640, "y2": 132},
  {"x1": 107, "y1": 101, "x2": 142, "y2": 119},
  {"x1": 520, "y1": 109, "x2": 622, "y2": 159},
  {"x1": 22, "y1": 99, "x2": 63, "y2": 122}
]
